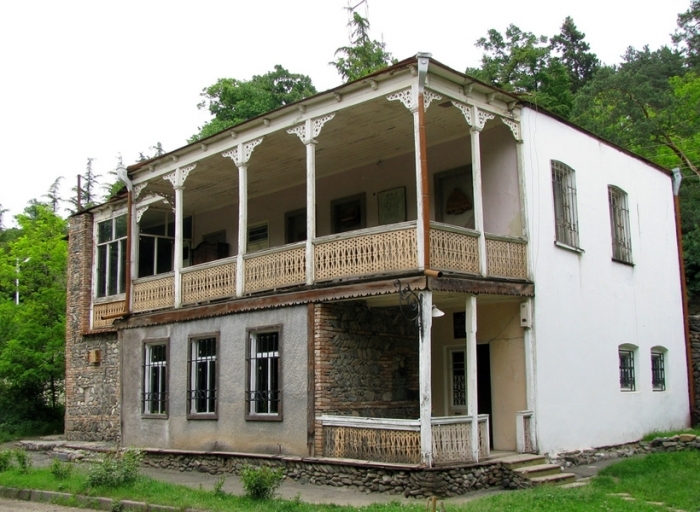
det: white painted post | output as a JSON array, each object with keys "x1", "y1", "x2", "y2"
[
  {"x1": 419, "y1": 290, "x2": 434, "y2": 466},
  {"x1": 306, "y1": 119, "x2": 316, "y2": 286},
  {"x1": 236, "y1": 158, "x2": 247, "y2": 297},
  {"x1": 470, "y1": 127, "x2": 487, "y2": 276},
  {"x1": 173, "y1": 170, "x2": 184, "y2": 308},
  {"x1": 411, "y1": 85, "x2": 426, "y2": 271},
  {"x1": 522, "y1": 297, "x2": 537, "y2": 451},
  {"x1": 465, "y1": 294, "x2": 479, "y2": 461}
]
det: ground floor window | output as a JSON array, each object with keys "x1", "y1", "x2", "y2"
[
  {"x1": 619, "y1": 347, "x2": 636, "y2": 391},
  {"x1": 246, "y1": 329, "x2": 281, "y2": 420},
  {"x1": 651, "y1": 350, "x2": 666, "y2": 391},
  {"x1": 188, "y1": 334, "x2": 218, "y2": 418},
  {"x1": 143, "y1": 342, "x2": 168, "y2": 416},
  {"x1": 450, "y1": 349, "x2": 467, "y2": 411}
]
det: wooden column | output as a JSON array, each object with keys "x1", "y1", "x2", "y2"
[
  {"x1": 470, "y1": 126, "x2": 487, "y2": 276},
  {"x1": 465, "y1": 294, "x2": 479, "y2": 461},
  {"x1": 306, "y1": 131, "x2": 316, "y2": 285},
  {"x1": 419, "y1": 290, "x2": 434, "y2": 466},
  {"x1": 236, "y1": 163, "x2": 248, "y2": 297}
]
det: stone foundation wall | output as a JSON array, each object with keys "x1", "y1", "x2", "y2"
[
  {"x1": 143, "y1": 451, "x2": 523, "y2": 498},
  {"x1": 64, "y1": 213, "x2": 121, "y2": 442},
  {"x1": 690, "y1": 316, "x2": 700, "y2": 426},
  {"x1": 313, "y1": 301, "x2": 420, "y2": 455}
]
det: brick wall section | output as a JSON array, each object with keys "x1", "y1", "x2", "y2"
[
  {"x1": 313, "y1": 301, "x2": 419, "y2": 455},
  {"x1": 690, "y1": 316, "x2": 700, "y2": 426},
  {"x1": 64, "y1": 213, "x2": 121, "y2": 442}
]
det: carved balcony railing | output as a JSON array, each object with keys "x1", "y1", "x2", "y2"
[
  {"x1": 431, "y1": 416, "x2": 476, "y2": 464},
  {"x1": 478, "y1": 414, "x2": 491, "y2": 459},
  {"x1": 132, "y1": 273, "x2": 174, "y2": 313},
  {"x1": 516, "y1": 410, "x2": 536, "y2": 454},
  {"x1": 92, "y1": 299, "x2": 126, "y2": 330},
  {"x1": 485, "y1": 234, "x2": 528, "y2": 279},
  {"x1": 244, "y1": 243, "x2": 306, "y2": 294},
  {"x1": 181, "y1": 257, "x2": 237, "y2": 306},
  {"x1": 430, "y1": 223, "x2": 480, "y2": 275},
  {"x1": 314, "y1": 222, "x2": 417, "y2": 282}
]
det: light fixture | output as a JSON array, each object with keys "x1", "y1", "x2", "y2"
[{"x1": 431, "y1": 305, "x2": 445, "y2": 318}]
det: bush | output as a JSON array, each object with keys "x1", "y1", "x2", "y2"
[
  {"x1": 0, "y1": 450, "x2": 12, "y2": 472},
  {"x1": 86, "y1": 449, "x2": 142, "y2": 488},
  {"x1": 50, "y1": 458, "x2": 73, "y2": 480},
  {"x1": 12, "y1": 449, "x2": 32, "y2": 473},
  {"x1": 240, "y1": 465, "x2": 284, "y2": 500}
]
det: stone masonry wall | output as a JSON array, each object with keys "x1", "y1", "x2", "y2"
[
  {"x1": 64, "y1": 213, "x2": 121, "y2": 442},
  {"x1": 690, "y1": 315, "x2": 700, "y2": 426},
  {"x1": 313, "y1": 301, "x2": 420, "y2": 455}
]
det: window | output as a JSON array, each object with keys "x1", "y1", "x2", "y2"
[
  {"x1": 608, "y1": 186, "x2": 633, "y2": 264},
  {"x1": 187, "y1": 335, "x2": 218, "y2": 418},
  {"x1": 450, "y1": 350, "x2": 467, "y2": 411},
  {"x1": 143, "y1": 342, "x2": 168, "y2": 416},
  {"x1": 95, "y1": 214, "x2": 127, "y2": 298},
  {"x1": 247, "y1": 221, "x2": 269, "y2": 253},
  {"x1": 434, "y1": 167, "x2": 474, "y2": 230},
  {"x1": 619, "y1": 347, "x2": 636, "y2": 391},
  {"x1": 331, "y1": 193, "x2": 366, "y2": 234},
  {"x1": 551, "y1": 161, "x2": 580, "y2": 248},
  {"x1": 138, "y1": 209, "x2": 192, "y2": 277},
  {"x1": 651, "y1": 349, "x2": 666, "y2": 391},
  {"x1": 246, "y1": 329, "x2": 281, "y2": 420},
  {"x1": 285, "y1": 209, "x2": 307, "y2": 244}
]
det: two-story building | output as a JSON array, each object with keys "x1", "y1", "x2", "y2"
[{"x1": 65, "y1": 54, "x2": 690, "y2": 471}]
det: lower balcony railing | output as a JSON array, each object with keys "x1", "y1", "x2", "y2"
[
  {"x1": 92, "y1": 298, "x2": 126, "y2": 329},
  {"x1": 115, "y1": 224, "x2": 528, "y2": 312},
  {"x1": 321, "y1": 414, "x2": 490, "y2": 465}
]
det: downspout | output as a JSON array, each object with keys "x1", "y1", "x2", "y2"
[
  {"x1": 672, "y1": 168, "x2": 695, "y2": 424},
  {"x1": 417, "y1": 53, "x2": 431, "y2": 270}
]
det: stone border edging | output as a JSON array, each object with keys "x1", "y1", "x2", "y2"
[{"x1": 0, "y1": 485, "x2": 205, "y2": 512}]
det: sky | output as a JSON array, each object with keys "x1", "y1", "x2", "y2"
[{"x1": 0, "y1": 0, "x2": 691, "y2": 224}]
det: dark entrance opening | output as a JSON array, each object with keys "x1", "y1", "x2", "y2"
[{"x1": 477, "y1": 343, "x2": 493, "y2": 447}]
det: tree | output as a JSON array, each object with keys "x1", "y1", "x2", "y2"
[
  {"x1": 43, "y1": 177, "x2": 63, "y2": 214},
  {"x1": 468, "y1": 24, "x2": 574, "y2": 117},
  {"x1": 550, "y1": 16, "x2": 599, "y2": 92},
  {"x1": 68, "y1": 158, "x2": 102, "y2": 212},
  {"x1": 330, "y1": 11, "x2": 397, "y2": 82},
  {"x1": 673, "y1": 0, "x2": 700, "y2": 69},
  {"x1": 190, "y1": 66, "x2": 317, "y2": 142}
]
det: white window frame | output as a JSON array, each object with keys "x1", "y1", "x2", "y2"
[
  {"x1": 93, "y1": 211, "x2": 128, "y2": 299},
  {"x1": 143, "y1": 341, "x2": 168, "y2": 417},
  {"x1": 651, "y1": 347, "x2": 667, "y2": 392},
  {"x1": 247, "y1": 220, "x2": 269, "y2": 253},
  {"x1": 608, "y1": 186, "x2": 633, "y2": 264},
  {"x1": 446, "y1": 347, "x2": 467, "y2": 415},
  {"x1": 246, "y1": 327, "x2": 282, "y2": 421},
  {"x1": 187, "y1": 334, "x2": 218, "y2": 418},
  {"x1": 618, "y1": 344, "x2": 637, "y2": 392},
  {"x1": 551, "y1": 161, "x2": 580, "y2": 249}
]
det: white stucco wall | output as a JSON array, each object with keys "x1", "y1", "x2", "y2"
[{"x1": 520, "y1": 108, "x2": 690, "y2": 453}]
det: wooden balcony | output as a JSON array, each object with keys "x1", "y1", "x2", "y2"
[{"x1": 92, "y1": 223, "x2": 528, "y2": 326}]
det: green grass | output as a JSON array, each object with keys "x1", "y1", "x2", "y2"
[
  {"x1": 641, "y1": 427, "x2": 700, "y2": 441},
  {"x1": 0, "y1": 452, "x2": 699, "y2": 511}
]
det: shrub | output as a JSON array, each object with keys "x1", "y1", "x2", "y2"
[
  {"x1": 240, "y1": 465, "x2": 284, "y2": 500},
  {"x1": 12, "y1": 449, "x2": 32, "y2": 473},
  {"x1": 213, "y1": 475, "x2": 226, "y2": 497},
  {"x1": 50, "y1": 458, "x2": 73, "y2": 480},
  {"x1": 86, "y1": 449, "x2": 143, "y2": 488},
  {"x1": 0, "y1": 450, "x2": 12, "y2": 472}
]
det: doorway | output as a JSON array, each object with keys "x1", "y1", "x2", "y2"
[{"x1": 477, "y1": 343, "x2": 493, "y2": 447}]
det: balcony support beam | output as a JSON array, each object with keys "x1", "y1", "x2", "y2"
[
  {"x1": 418, "y1": 290, "x2": 433, "y2": 466},
  {"x1": 470, "y1": 126, "x2": 487, "y2": 276},
  {"x1": 465, "y1": 294, "x2": 479, "y2": 462},
  {"x1": 236, "y1": 164, "x2": 248, "y2": 297}
]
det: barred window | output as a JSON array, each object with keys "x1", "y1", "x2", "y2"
[
  {"x1": 651, "y1": 350, "x2": 666, "y2": 391},
  {"x1": 246, "y1": 329, "x2": 281, "y2": 420},
  {"x1": 95, "y1": 215, "x2": 127, "y2": 297},
  {"x1": 450, "y1": 350, "x2": 466, "y2": 410},
  {"x1": 551, "y1": 161, "x2": 580, "y2": 248},
  {"x1": 608, "y1": 186, "x2": 633, "y2": 264},
  {"x1": 619, "y1": 348, "x2": 636, "y2": 391},
  {"x1": 188, "y1": 335, "x2": 218, "y2": 417},
  {"x1": 143, "y1": 342, "x2": 168, "y2": 416}
]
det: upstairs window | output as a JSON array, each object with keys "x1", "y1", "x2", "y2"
[
  {"x1": 138, "y1": 209, "x2": 192, "y2": 277},
  {"x1": 551, "y1": 161, "x2": 580, "y2": 249},
  {"x1": 246, "y1": 329, "x2": 281, "y2": 420},
  {"x1": 651, "y1": 349, "x2": 666, "y2": 391},
  {"x1": 96, "y1": 215, "x2": 127, "y2": 298},
  {"x1": 608, "y1": 186, "x2": 633, "y2": 264},
  {"x1": 247, "y1": 221, "x2": 269, "y2": 253}
]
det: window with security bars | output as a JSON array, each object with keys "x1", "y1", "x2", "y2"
[
  {"x1": 551, "y1": 161, "x2": 580, "y2": 248},
  {"x1": 608, "y1": 186, "x2": 633, "y2": 263},
  {"x1": 143, "y1": 343, "x2": 168, "y2": 415},
  {"x1": 188, "y1": 336, "x2": 217, "y2": 417},
  {"x1": 247, "y1": 330, "x2": 281, "y2": 419},
  {"x1": 651, "y1": 351, "x2": 666, "y2": 391},
  {"x1": 450, "y1": 350, "x2": 466, "y2": 410},
  {"x1": 619, "y1": 349, "x2": 635, "y2": 391}
]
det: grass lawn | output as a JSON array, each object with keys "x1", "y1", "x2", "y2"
[
  {"x1": 0, "y1": 451, "x2": 698, "y2": 511},
  {"x1": 641, "y1": 428, "x2": 700, "y2": 441}
]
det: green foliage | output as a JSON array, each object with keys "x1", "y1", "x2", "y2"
[
  {"x1": 673, "y1": 0, "x2": 700, "y2": 69},
  {"x1": 87, "y1": 449, "x2": 143, "y2": 488},
  {"x1": 212, "y1": 475, "x2": 226, "y2": 497},
  {"x1": 240, "y1": 465, "x2": 284, "y2": 500},
  {"x1": 0, "y1": 450, "x2": 12, "y2": 472},
  {"x1": 190, "y1": 66, "x2": 316, "y2": 142},
  {"x1": 550, "y1": 17, "x2": 599, "y2": 93},
  {"x1": 331, "y1": 12, "x2": 397, "y2": 82},
  {"x1": 12, "y1": 449, "x2": 32, "y2": 473},
  {"x1": 50, "y1": 458, "x2": 73, "y2": 480},
  {"x1": 68, "y1": 157, "x2": 102, "y2": 212}
]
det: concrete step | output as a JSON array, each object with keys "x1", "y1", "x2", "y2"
[
  {"x1": 499, "y1": 454, "x2": 547, "y2": 470},
  {"x1": 513, "y1": 463, "x2": 563, "y2": 479},
  {"x1": 529, "y1": 472, "x2": 577, "y2": 486}
]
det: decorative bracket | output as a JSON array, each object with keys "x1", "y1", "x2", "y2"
[
  {"x1": 163, "y1": 164, "x2": 196, "y2": 189},
  {"x1": 222, "y1": 137, "x2": 264, "y2": 167},
  {"x1": 133, "y1": 182, "x2": 148, "y2": 199},
  {"x1": 501, "y1": 117, "x2": 521, "y2": 141},
  {"x1": 136, "y1": 205, "x2": 149, "y2": 223},
  {"x1": 423, "y1": 90, "x2": 442, "y2": 110},
  {"x1": 475, "y1": 108, "x2": 495, "y2": 131},
  {"x1": 451, "y1": 100, "x2": 473, "y2": 126},
  {"x1": 287, "y1": 113, "x2": 336, "y2": 145},
  {"x1": 387, "y1": 88, "x2": 415, "y2": 111}
]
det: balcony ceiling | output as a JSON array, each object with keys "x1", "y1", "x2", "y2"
[{"x1": 142, "y1": 93, "x2": 495, "y2": 215}]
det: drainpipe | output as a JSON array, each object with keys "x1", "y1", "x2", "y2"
[
  {"x1": 672, "y1": 168, "x2": 695, "y2": 425},
  {"x1": 116, "y1": 165, "x2": 133, "y2": 315}
]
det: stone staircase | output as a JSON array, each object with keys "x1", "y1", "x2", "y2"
[{"x1": 500, "y1": 454, "x2": 577, "y2": 487}]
